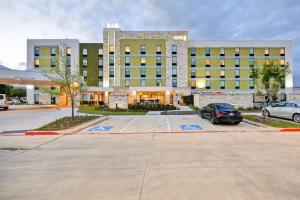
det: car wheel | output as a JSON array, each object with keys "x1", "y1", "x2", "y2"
[
  {"x1": 264, "y1": 110, "x2": 270, "y2": 117},
  {"x1": 211, "y1": 116, "x2": 217, "y2": 124},
  {"x1": 293, "y1": 114, "x2": 300, "y2": 123},
  {"x1": 233, "y1": 122, "x2": 240, "y2": 125}
]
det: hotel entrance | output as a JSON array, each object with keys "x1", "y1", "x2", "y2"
[{"x1": 128, "y1": 91, "x2": 173, "y2": 105}]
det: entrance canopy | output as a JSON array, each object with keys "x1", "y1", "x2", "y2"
[{"x1": 0, "y1": 68, "x2": 56, "y2": 86}]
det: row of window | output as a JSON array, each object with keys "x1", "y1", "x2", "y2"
[
  {"x1": 191, "y1": 69, "x2": 243, "y2": 78},
  {"x1": 190, "y1": 47, "x2": 285, "y2": 56},
  {"x1": 124, "y1": 55, "x2": 177, "y2": 66},
  {"x1": 34, "y1": 57, "x2": 71, "y2": 68},
  {"x1": 190, "y1": 80, "x2": 254, "y2": 90},
  {"x1": 34, "y1": 47, "x2": 72, "y2": 57},
  {"x1": 124, "y1": 45, "x2": 177, "y2": 54},
  {"x1": 82, "y1": 48, "x2": 103, "y2": 57},
  {"x1": 191, "y1": 58, "x2": 285, "y2": 67}
]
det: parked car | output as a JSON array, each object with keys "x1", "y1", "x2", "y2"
[
  {"x1": 0, "y1": 94, "x2": 9, "y2": 110},
  {"x1": 263, "y1": 101, "x2": 300, "y2": 123},
  {"x1": 11, "y1": 97, "x2": 21, "y2": 105},
  {"x1": 200, "y1": 103, "x2": 243, "y2": 124}
]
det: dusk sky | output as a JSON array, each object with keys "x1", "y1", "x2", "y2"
[{"x1": 0, "y1": 0, "x2": 299, "y2": 85}]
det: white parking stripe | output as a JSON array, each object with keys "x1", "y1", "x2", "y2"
[
  {"x1": 119, "y1": 117, "x2": 138, "y2": 133},
  {"x1": 166, "y1": 116, "x2": 171, "y2": 132}
]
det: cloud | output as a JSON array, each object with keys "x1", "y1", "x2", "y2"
[{"x1": 0, "y1": 0, "x2": 300, "y2": 85}]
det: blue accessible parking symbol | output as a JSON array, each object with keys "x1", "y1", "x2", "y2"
[
  {"x1": 88, "y1": 126, "x2": 113, "y2": 131},
  {"x1": 180, "y1": 125, "x2": 202, "y2": 131}
]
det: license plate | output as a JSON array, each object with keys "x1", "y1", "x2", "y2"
[{"x1": 229, "y1": 113, "x2": 234, "y2": 116}]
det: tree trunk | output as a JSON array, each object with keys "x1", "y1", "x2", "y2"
[{"x1": 71, "y1": 97, "x2": 74, "y2": 119}]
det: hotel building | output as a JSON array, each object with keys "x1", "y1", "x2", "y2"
[{"x1": 26, "y1": 24, "x2": 293, "y2": 107}]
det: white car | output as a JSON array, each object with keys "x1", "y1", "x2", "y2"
[
  {"x1": 263, "y1": 101, "x2": 300, "y2": 123},
  {"x1": 0, "y1": 94, "x2": 9, "y2": 110}
]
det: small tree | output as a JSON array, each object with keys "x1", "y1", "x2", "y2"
[
  {"x1": 42, "y1": 43, "x2": 82, "y2": 118},
  {"x1": 250, "y1": 62, "x2": 261, "y2": 95}
]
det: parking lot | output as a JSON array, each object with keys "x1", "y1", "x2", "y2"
[{"x1": 81, "y1": 115, "x2": 274, "y2": 134}]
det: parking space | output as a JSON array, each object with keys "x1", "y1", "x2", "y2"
[{"x1": 80, "y1": 115, "x2": 273, "y2": 134}]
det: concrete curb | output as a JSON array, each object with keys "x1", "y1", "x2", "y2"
[{"x1": 279, "y1": 128, "x2": 300, "y2": 132}]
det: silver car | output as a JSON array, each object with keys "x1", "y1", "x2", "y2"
[{"x1": 263, "y1": 101, "x2": 300, "y2": 123}]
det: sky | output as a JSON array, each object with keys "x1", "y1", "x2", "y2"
[{"x1": 0, "y1": 0, "x2": 300, "y2": 85}]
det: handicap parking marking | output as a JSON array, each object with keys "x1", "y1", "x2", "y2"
[
  {"x1": 88, "y1": 126, "x2": 113, "y2": 131},
  {"x1": 180, "y1": 125, "x2": 203, "y2": 131}
]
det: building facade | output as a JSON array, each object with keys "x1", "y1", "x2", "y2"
[{"x1": 26, "y1": 25, "x2": 293, "y2": 107}]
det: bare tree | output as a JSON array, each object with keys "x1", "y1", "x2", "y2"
[{"x1": 42, "y1": 43, "x2": 82, "y2": 118}]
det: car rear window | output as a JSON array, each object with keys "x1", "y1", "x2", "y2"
[
  {"x1": 0, "y1": 95, "x2": 4, "y2": 100},
  {"x1": 215, "y1": 104, "x2": 235, "y2": 111}
]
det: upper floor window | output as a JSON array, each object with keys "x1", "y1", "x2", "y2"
[
  {"x1": 205, "y1": 69, "x2": 211, "y2": 78},
  {"x1": 250, "y1": 80, "x2": 254, "y2": 89},
  {"x1": 140, "y1": 56, "x2": 146, "y2": 65},
  {"x1": 280, "y1": 48, "x2": 285, "y2": 56},
  {"x1": 34, "y1": 59, "x2": 39, "y2": 68},
  {"x1": 156, "y1": 68, "x2": 162, "y2": 77},
  {"x1": 98, "y1": 49, "x2": 103, "y2": 56},
  {"x1": 98, "y1": 58, "x2": 103, "y2": 67},
  {"x1": 235, "y1": 80, "x2": 240, "y2": 89},
  {"x1": 220, "y1": 69, "x2": 225, "y2": 78},
  {"x1": 125, "y1": 56, "x2": 130, "y2": 66},
  {"x1": 156, "y1": 45, "x2": 161, "y2": 54},
  {"x1": 82, "y1": 58, "x2": 87, "y2": 67},
  {"x1": 109, "y1": 54, "x2": 114, "y2": 65},
  {"x1": 109, "y1": 45, "x2": 115, "y2": 53},
  {"x1": 191, "y1": 57, "x2": 196, "y2": 67},
  {"x1": 125, "y1": 45, "x2": 130, "y2": 54},
  {"x1": 220, "y1": 48, "x2": 225, "y2": 56},
  {"x1": 172, "y1": 45, "x2": 177, "y2": 54},
  {"x1": 206, "y1": 80, "x2": 211, "y2": 89},
  {"x1": 191, "y1": 68, "x2": 196, "y2": 78},
  {"x1": 82, "y1": 48, "x2": 87, "y2": 56},
  {"x1": 156, "y1": 79, "x2": 162, "y2": 87},
  {"x1": 235, "y1": 48, "x2": 240, "y2": 56},
  {"x1": 51, "y1": 47, "x2": 56, "y2": 56},
  {"x1": 140, "y1": 68, "x2": 146, "y2": 77},
  {"x1": 125, "y1": 79, "x2": 130, "y2": 87},
  {"x1": 141, "y1": 79, "x2": 146, "y2": 87},
  {"x1": 280, "y1": 59, "x2": 285, "y2": 66},
  {"x1": 191, "y1": 48, "x2": 196, "y2": 56},
  {"x1": 109, "y1": 67, "x2": 114, "y2": 77},
  {"x1": 125, "y1": 68, "x2": 130, "y2": 77},
  {"x1": 51, "y1": 57, "x2": 56, "y2": 67},
  {"x1": 264, "y1": 48, "x2": 269, "y2": 56},
  {"x1": 34, "y1": 47, "x2": 40, "y2": 56},
  {"x1": 235, "y1": 69, "x2": 240, "y2": 78},
  {"x1": 156, "y1": 56, "x2": 161, "y2": 65},
  {"x1": 140, "y1": 45, "x2": 146, "y2": 54},
  {"x1": 220, "y1": 80, "x2": 225, "y2": 89},
  {"x1": 220, "y1": 58, "x2": 225, "y2": 67},
  {"x1": 205, "y1": 59, "x2": 210, "y2": 67},
  {"x1": 172, "y1": 67, "x2": 177, "y2": 77},
  {"x1": 250, "y1": 58, "x2": 254, "y2": 66},
  {"x1": 205, "y1": 48, "x2": 210, "y2": 56},
  {"x1": 172, "y1": 56, "x2": 177, "y2": 65},
  {"x1": 172, "y1": 79, "x2": 177, "y2": 87},
  {"x1": 235, "y1": 58, "x2": 240, "y2": 67},
  {"x1": 66, "y1": 47, "x2": 71, "y2": 56},
  {"x1": 250, "y1": 48, "x2": 254, "y2": 56}
]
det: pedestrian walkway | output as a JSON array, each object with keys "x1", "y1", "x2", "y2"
[{"x1": 178, "y1": 105, "x2": 193, "y2": 111}]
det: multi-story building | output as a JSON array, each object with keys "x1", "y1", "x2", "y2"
[{"x1": 26, "y1": 24, "x2": 293, "y2": 107}]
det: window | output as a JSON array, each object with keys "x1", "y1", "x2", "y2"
[
  {"x1": 34, "y1": 47, "x2": 39, "y2": 56},
  {"x1": 125, "y1": 68, "x2": 130, "y2": 77},
  {"x1": 250, "y1": 80, "x2": 254, "y2": 89},
  {"x1": 220, "y1": 69, "x2": 225, "y2": 78},
  {"x1": 220, "y1": 80, "x2": 225, "y2": 89},
  {"x1": 109, "y1": 54, "x2": 114, "y2": 65},
  {"x1": 235, "y1": 48, "x2": 240, "y2": 56},
  {"x1": 156, "y1": 68, "x2": 162, "y2": 77},
  {"x1": 51, "y1": 57, "x2": 56, "y2": 67},
  {"x1": 206, "y1": 80, "x2": 211, "y2": 89},
  {"x1": 51, "y1": 86, "x2": 56, "y2": 90},
  {"x1": 140, "y1": 45, "x2": 146, "y2": 54},
  {"x1": 141, "y1": 79, "x2": 146, "y2": 87},
  {"x1": 191, "y1": 68, "x2": 196, "y2": 78},
  {"x1": 235, "y1": 80, "x2": 240, "y2": 89},
  {"x1": 51, "y1": 47, "x2": 56, "y2": 56},
  {"x1": 250, "y1": 58, "x2": 254, "y2": 66},
  {"x1": 34, "y1": 59, "x2": 39, "y2": 68},
  {"x1": 125, "y1": 56, "x2": 130, "y2": 66},
  {"x1": 172, "y1": 79, "x2": 177, "y2": 87},
  {"x1": 99, "y1": 81, "x2": 103, "y2": 87},
  {"x1": 280, "y1": 59, "x2": 285, "y2": 66},
  {"x1": 66, "y1": 57, "x2": 71, "y2": 67},
  {"x1": 206, "y1": 59, "x2": 210, "y2": 67},
  {"x1": 98, "y1": 58, "x2": 103, "y2": 67},
  {"x1": 125, "y1": 79, "x2": 130, "y2": 87},
  {"x1": 235, "y1": 69, "x2": 240, "y2": 78},
  {"x1": 34, "y1": 86, "x2": 39, "y2": 90},
  {"x1": 205, "y1": 48, "x2": 210, "y2": 56},
  {"x1": 172, "y1": 56, "x2": 177, "y2": 65},
  {"x1": 99, "y1": 69, "x2": 103, "y2": 77},
  {"x1": 125, "y1": 45, "x2": 130, "y2": 54},
  {"x1": 156, "y1": 56, "x2": 161, "y2": 65},
  {"x1": 66, "y1": 47, "x2": 71, "y2": 56},
  {"x1": 191, "y1": 57, "x2": 196, "y2": 67},
  {"x1": 191, "y1": 48, "x2": 196, "y2": 56},
  {"x1": 109, "y1": 67, "x2": 114, "y2": 77},
  {"x1": 205, "y1": 69, "x2": 211, "y2": 78},
  {"x1": 82, "y1": 58, "x2": 87, "y2": 67},
  {"x1": 280, "y1": 48, "x2": 285, "y2": 56},
  {"x1": 172, "y1": 67, "x2": 177, "y2": 77},
  {"x1": 235, "y1": 58, "x2": 240, "y2": 67},
  {"x1": 172, "y1": 45, "x2": 177, "y2": 54},
  {"x1": 140, "y1": 67, "x2": 146, "y2": 77},
  {"x1": 220, "y1": 48, "x2": 225, "y2": 56},
  {"x1": 264, "y1": 48, "x2": 269, "y2": 56},
  {"x1": 82, "y1": 48, "x2": 87, "y2": 56},
  {"x1": 156, "y1": 79, "x2": 162, "y2": 86},
  {"x1": 83, "y1": 70, "x2": 87, "y2": 77},
  {"x1": 191, "y1": 80, "x2": 196, "y2": 89},
  {"x1": 141, "y1": 56, "x2": 146, "y2": 65},
  {"x1": 220, "y1": 58, "x2": 225, "y2": 67},
  {"x1": 98, "y1": 48, "x2": 103, "y2": 56},
  {"x1": 250, "y1": 48, "x2": 254, "y2": 56},
  {"x1": 156, "y1": 45, "x2": 161, "y2": 54}
]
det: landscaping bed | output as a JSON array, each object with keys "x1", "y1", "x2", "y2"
[
  {"x1": 244, "y1": 114, "x2": 300, "y2": 128},
  {"x1": 78, "y1": 105, "x2": 147, "y2": 115},
  {"x1": 37, "y1": 116, "x2": 99, "y2": 131}
]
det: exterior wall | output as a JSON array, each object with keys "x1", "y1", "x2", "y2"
[
  {"x1": 194, "y1": 93, "x2": 253, "y2": 108},
  {"x1": 109, "y1": 95, "x2": 128, "y2": 109}
]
